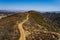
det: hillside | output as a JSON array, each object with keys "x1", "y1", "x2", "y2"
[
  {"x1": 0, "y1": 11, "x2": 60, "y2": 40},
  {"x1": 42, "y1": 12, "x2": 60, "y2": 28}
]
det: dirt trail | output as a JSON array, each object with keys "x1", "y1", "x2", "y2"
[
  {"x1": 18, "y1": 14, "x2": 29, "y2": 40},
  {"x1": 17, "y1": 13, "x2": 60, "y2": 40}
]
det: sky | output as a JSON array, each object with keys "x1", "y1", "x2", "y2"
[{"x1": 0, "y1": 0, "x2": 60, "y2": 11}]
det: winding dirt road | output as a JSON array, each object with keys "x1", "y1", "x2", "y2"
[
  {"x1": 18, "y1": 14, "x2": 29, "y2": 40},
  {"x1": 17, "y1": 13, "x2": 60, "y2": 40}
]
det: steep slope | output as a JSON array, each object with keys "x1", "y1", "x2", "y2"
[
  {"x1": 23, "y1": 11, "x2": 60, "y2": 40},
  {"x1": 0, "y1": 11, "x2": 60, "y2": 40},
  {"x1": 23, "y1": 11, "x2": 60, "y2": 33},
  {"x1": 42, "y1": 13, "x2": 60, "y2": 26}
]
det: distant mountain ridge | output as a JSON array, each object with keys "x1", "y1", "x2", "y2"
[
  {"x1": 0, "y1": 10, "x2": 60, "y2": 13},
  {"x1": 0, "y1": 10, "x2": 27, "y2": 12}
]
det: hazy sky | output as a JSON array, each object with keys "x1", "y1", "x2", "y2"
[{"x1": 0, "y1": 0, "x2": 60, "y2": 11}]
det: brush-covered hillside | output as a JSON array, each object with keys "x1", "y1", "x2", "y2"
[
  {"x1": 0, "y1": 11, "x2": 60, "y2": 40},
  {"x1": 42, "y1": 12, "x2": 60, "y2": 27}
]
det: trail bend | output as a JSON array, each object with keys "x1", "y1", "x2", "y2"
[{"x1": 17, "y1": 14, "x2": 29, "y2": 40}]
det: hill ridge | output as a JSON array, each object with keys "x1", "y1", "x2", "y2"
[{"x1": 0, "y1": 11, "x2": 60, "y2": 40}]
